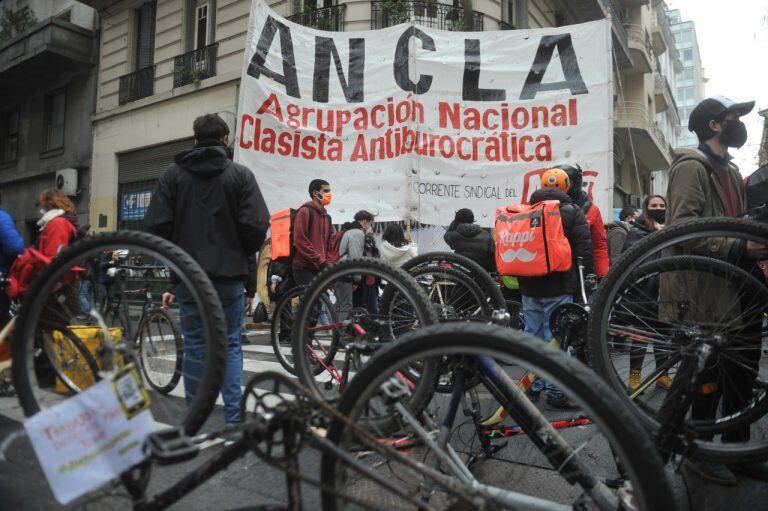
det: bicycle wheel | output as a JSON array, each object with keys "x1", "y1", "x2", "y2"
[
  {"x1": 321, "y1": 322, "x2": 674, "y2": 511},
  {"x1": 381, "y1": 266, "x2": 489, "y2": 321},
  {"x1": 271, "y1": 286, "x2": 339, "y2": 375},
  {"x1": 291, "y1": 258, "x2": 439, "y2": 406},
  {"x1": 12, "y1": 231, "x2": 228, "y2": 435},
  {"x1": 138, "y1": 307, "x2": 183, "y2": 394},
  {"x1": 588, "y1": 217, "x2": 768, "y2": 462},
  {"x1": 400, "y1": 252, "x2": 507, "y2": 316}
]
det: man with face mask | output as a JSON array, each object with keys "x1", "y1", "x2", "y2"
[
  {"x1": 665, "y1": 96, "x2": 768, "y2": 484},
  {"x1": 292, "y1": 179, "x2": 335, "y2": 286}
]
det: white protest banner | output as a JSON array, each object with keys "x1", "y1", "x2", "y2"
[
  {"x1": 25, "y1": 378, "x2": 154, "y2": 504},
  {"x1": 236, "y1": 0, "x2": 613, "y2": 226}
]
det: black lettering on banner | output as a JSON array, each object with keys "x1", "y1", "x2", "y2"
[
  {"x1": 463, "y1": 39, "x2": 505, "y2": 101},
  {"x1": 394, "y1": 27, "x2": 435, "y2": 94},
  {"x1": 247, "y1": 16, "x2": 300, "y2": 98},
  {"x1": 313, "y1": 37, "x2": 365, "y2": 103},
  {"x1": 519, "y1": 34, "x2": 588, "y2": 100}
]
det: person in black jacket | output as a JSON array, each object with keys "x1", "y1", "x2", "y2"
[
  {"x1": 515, "y1": 170, "x2": 593, "y2": 410},
  {"x1": 145, "y1": 113, "x2": 269, "y2": 424},
  {"x1": 444, "y1": 208, "x2": 496, "y2": 272},
  {"x1": 621, "y1": 195, "x2": 670, "y2": 393}
]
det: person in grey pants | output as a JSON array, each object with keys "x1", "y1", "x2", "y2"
[{"x1": 336, "y1": 211, "x2": 375, "y2": 322}]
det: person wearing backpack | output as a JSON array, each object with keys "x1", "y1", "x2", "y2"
[
  {"x1": 496, "y1": 168, "x2": 593, "y2": 409},
  {"x1": 292, "y1": 179, "x2": 336, "y2": 287},
  {"x1": 558, "y1": 165, "x2": 609, "y2": 279}
]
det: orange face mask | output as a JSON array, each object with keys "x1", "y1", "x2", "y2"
[{"x1": 320, "y1": 192, "x2": 332, "y2": 206}]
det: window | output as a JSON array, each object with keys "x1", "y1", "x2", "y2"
[
  {"x1": 43, "y1": 91, "x2": 66, "y2": 151},
  {"x1": 684, "y1": 68, "x2": 694, "y2": 82},
  {"x1": 685, "y1": 86, "x2": 695, "y2": 101},
  {"x1": 673, "y1": 32, "x2": 681, "y2": 44},
  {"x1": 0, "y1": 108, "x2": 19, "y2": 164},
  {"x1": 135, "y1": 2, "x2": 156, "y2": 70},
  {"x1": 682, "y1": 30, "x2": 692, "y2": 44},
  {"x1": 195, "y1": 3, "x2": 209, "y2": 49},
  {"x1": 683, "y1": 48, "x2": 693, "y2": 63}
]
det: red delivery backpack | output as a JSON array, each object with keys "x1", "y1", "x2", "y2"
[
  {"x1": 495, "y1": 200, "x2": 572, "y2": 277},
  {"x1": 269, "y1": 208, "x2": 296, "y2": 262}
]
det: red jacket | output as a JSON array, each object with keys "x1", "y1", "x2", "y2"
[
  {"x1": 292, "y1": 201, "x2": 334, "y2": 271},
  {"x1": 584, "y1": 204, "x2": 609, "y2": 277},
  {"x1": 39, "y1": 216, "x2": 77, "y2": 258}
]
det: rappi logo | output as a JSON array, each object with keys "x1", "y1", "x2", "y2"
[
  {"x1": 521, "y1": 168, "x2": 599, "y2": 205},
  {"x1": 497, "y1": 229, "x2": 537, "y2": 263}
]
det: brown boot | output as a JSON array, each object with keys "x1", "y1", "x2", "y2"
[
  {"x1": 656, "y1": 373, "x2": 673, "y2": 390},
  {"x1": 628, "y1": 369, "x2": 641, "y2": 392}
]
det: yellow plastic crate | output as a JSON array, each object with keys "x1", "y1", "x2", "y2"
[{"x1": 52, "y1": 326, "x2": 123, "y2": 394}]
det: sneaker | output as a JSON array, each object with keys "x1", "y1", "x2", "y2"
[
  {"x1": 656, "y1": 373, "x2": 673, "y2": 390},
  {"x1": 628, "y1": 370, "x2": 641, "y2": 392},
  {"x1": 546, "y1": 394, "x2": 579, "y2": 410},
  {"x1": 683, "y1": 459, "x2": 738, "y2": 486},
  {"x1": 525, "y1": 388, "x2": 541, "y2": 403}
]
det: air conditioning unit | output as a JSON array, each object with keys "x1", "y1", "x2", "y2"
[{"x1": 55, "y1": 168, "x2": 78, "y2": 196}]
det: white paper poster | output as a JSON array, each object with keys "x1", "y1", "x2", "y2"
[
  {"x1": 25, "y1": 378, "x2": 155, "y2": 504},
  {"x1": 236, "y1": 0, "x2": 613, "y2": 226}
]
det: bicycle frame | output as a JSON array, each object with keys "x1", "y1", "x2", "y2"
[{"x1": 418, "y1": 355, "x2": 619, "y2": 510}]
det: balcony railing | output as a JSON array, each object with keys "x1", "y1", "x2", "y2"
[
  {"x1": 173, "y1": 43, "x2": 218, "y2": 88},
  {"x1": 119, "y1": 66, "x2": 155, "y2": 105},
  {"x1": 615, "y1": 101, "x2": 669, "y2": 152},
  {"x1": 288, "y1": 5, "x2": 346, "y2": 30},
  {"x1": 371, "y1": 1, "x2": 483, "y2": 31}
]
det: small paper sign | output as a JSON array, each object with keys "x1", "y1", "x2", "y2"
[{"x1": 24, "y1": 377, "x2": 155, "y2": 504}]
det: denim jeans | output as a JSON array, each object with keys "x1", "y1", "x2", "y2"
[
  {"x1": 79, "y1": 279, "x2": 95, "y2": 314},
  {"x1": 523, "y1": 294, "x2": 572, "y2": 399},
  {"x1": 177, "y1": 280, "x2": 245, "y2": 424}
]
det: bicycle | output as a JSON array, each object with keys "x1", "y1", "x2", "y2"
[
  {"x1": 291, "y1": 258, "x2": 440, "y2": 409},
  {"x1": 321, "y1": 322, "x2": 676, "y2": 510},
  {"x1": 12, "y1": 230, "x2": 228, "y2": 434},
  {"x1": 101, "y1": 263, "x2": 183, "y2": 394},
  {"x1": 270, "y1": 284, "x2": 339, "y2": 375},
  {"x1": 587, "y1": 217, "x2": 768, "y2": 463}
]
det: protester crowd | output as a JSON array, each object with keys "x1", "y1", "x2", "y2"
[{"x1": 0, "y1": 96, "x2": 767, "y2": 482}]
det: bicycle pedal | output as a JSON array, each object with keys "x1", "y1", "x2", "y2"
[{"x1": 145, "y1": 428, "x2": 200, "y2": 465}]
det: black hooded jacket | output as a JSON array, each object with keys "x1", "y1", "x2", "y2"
[
  {"x1": 444, "y1": 222, "x2": 496, "y2": 272},
  {"x1": 517, "y1": 188, "x2": 594, "y2": 298},
  {"x1": 145, "y1": 141, "x2": 269, "y2": 282}
]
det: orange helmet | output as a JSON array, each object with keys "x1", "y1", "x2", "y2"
[{"x1": 540, "y1": 168, "x2": 570, "y2": 193}]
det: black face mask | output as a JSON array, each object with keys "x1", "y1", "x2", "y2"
[
  {"x1": 719, "y1": 120, "x2": 748, "y2": 149},
  {"x1": 647, "y1": 209, "x2": 666, "y2": 224}
]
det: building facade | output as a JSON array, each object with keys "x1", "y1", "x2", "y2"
[
  {"x1": 0, "y1": 0, "x2": 98, "y2": 243},
  {"x1": 80, "y1": 0, "x2": 679, "y2": 230},
  {"x1": 760, "y1": 108, "x2": 768, "y2": 168},
  {"x1": 668, "y1": 7, "x2": 706, "y2": 148}
]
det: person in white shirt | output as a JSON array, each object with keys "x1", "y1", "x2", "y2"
[{"x1": 380, "y1": 224, "x2": 418, "y2": 267}]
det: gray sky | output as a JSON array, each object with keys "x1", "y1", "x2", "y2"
[{"x1": 667, "y1": 0, "x2": 768, "y2": 174}]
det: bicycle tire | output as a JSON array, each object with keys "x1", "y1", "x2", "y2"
[
  {"x1": 588, "y1": 217, "x2": 768, "y2": 462},
  {"x1": 322, "y1": 322, "x2": 674, "y2": 511},
  {"x1": 399, "y1": 252, "x2": 507, "y2": 313},
  {"x1": 380, "y1": 265, "x2": 489, "y2": 322},
  {"x1": 291, "y1": 258, "x2": 439, "y2": 412},
  {"x1": 12, "y1": 231, "x2": 228, "y2": 435},
  {"x1": 138, "y1": 307, "x2": 183, "y2": 395},
  {"x1": 270, "y1": 285, "x2": 339, "y2": 375}
]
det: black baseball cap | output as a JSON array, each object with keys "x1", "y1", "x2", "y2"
[{"x1": 688, "y1": 95, "x2": 755, "y2": 132}]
